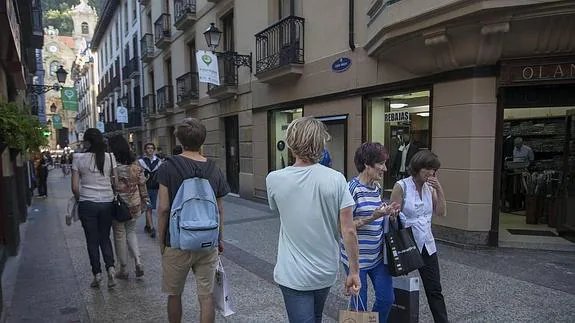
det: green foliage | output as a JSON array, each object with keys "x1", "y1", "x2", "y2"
[
  {"x1": 45, "y1": 9, "x2": 74, "y2": 36},
  {"x1": 0, "y1": 102, "x2": 49, "y2": 152},
  {"x1": 42, "y1": 0, "x2": 102, "y2": 36}
]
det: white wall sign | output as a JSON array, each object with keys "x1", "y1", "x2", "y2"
[
  {"x1": 384, "y1": 111, "x2": 410, "y2": 122},
  {"x1": 196, "y1": 50, "x2": 220, "y2": 86},
  {"x1": 116, "y1": 106, "x2": 128, "y2": 124}
]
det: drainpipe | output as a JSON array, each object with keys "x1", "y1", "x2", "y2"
[{"x1": 349, "y1": 0, "x2": 356, "y2": 51}]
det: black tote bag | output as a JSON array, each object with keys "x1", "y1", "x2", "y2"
[
  {"x1": 385, "y1": 219, "x2": 424, "y2": 276},
  {"x1": 109, "y1": 153, "x2": 131, "y2": 222}
]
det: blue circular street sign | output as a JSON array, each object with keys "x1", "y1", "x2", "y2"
[{"x1": 332, "y1": 57, "x2": 352, "y2": 73}]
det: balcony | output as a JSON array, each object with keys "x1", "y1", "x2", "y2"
[
  {"x1": 207, "y1": 52, "x2": 250, "y2": 100},
  {"x1": 139, "y1": 0, "x2": 150, "y2": 6},
  {"x1": 156, "y1": 86, "x2": 174, "y2": 114},
  {"x1": 255, "y1": 16, "x2": 304, "y2": 84},
  {"x1": 129, "y1": 56, "x2": 140, "y2": 78},
  {"x1": 141, "y1": 34, "x2": 155, "y2": 63},
  {"x1": 174, "y1": 0, "x2": 197, "y2": 31},
  {"x1": 176, "y1": 72, "x2": 199, "y2": 107},
  {"x1": 31, "y1": 3, "x2": 44, "y2": 48},
  {"x1": 154, "y1": 14, "x2": 172, "y2": 49},
  {"x1": 126, "y1": 108, "x2": 143, "y2": 128},
  {"x1": 104, "y1": 122, "x2": 118, "y2": 133},
  {"x1": 122, "y1": 64, "x2": 131, "y2": 83},
  {"x1": 112, "y1": 74, "x2": 121, "y2": 91},
  {"x1": 143, "y1": 94, "x2": 156, "y2": 117}
]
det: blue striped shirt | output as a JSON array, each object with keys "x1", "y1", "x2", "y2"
[{"x1": 340, "y1": 178, "x2": 389, "y2": 270}]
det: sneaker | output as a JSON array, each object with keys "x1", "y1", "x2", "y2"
[
  {"x1": 144, "y1": 225, "x2": 151, "y2": 233},
  {"x1": 135, "y1": 264, "x2": 144, "y2": 278},
  {"x1": 90, "y1": 273, "x2": 102, "y2": 288},
  {"x1": 150, "y1": 228, "x2": 156, "y2": 238},
  {"x1": 107, "y1": 267, "x2": 117, "y2": 288},
  {"x1": 116, "y1": 266, "x2": 129, "y2": 280}
]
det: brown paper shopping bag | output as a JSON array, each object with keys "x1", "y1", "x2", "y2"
[{"x1": 339, "y1": 295, "x2": 379, "y2": 323}]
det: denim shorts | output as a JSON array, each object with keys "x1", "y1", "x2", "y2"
[{"x1": 148, "y1": 188, "x2": 158, "y2": 209}]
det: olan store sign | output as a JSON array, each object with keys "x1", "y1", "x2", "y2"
[{"x1": 500, "y1": 56, "x2": 575, "y2": 86}]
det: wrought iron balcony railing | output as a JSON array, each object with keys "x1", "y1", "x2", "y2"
[
  {"x1": 154, "y1": 14, "x2": 172, "y2": 48},
  {"x1": 174, "y1": 0, "x2": 196, "y2": 28},
  {"x1": 156, "y1": 85, "x2": 174, "y2": 113},
  {"x1": 143, "y1": 94, "x2": 156, "y2": 116},
  {"x1": 207, "y1": 52, "x2": 250, "y2": 93},
  {"x1": 176, "y1": 72, "x2": 199, "y2": 103},
  {"x1": 255, "y1": 16, "x2": 305, "y2": 75},
  {"x1": 141, "y1": 34, "x2": 155, "y2": 62}
]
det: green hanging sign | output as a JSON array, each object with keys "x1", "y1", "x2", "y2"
[
  {"x1": 61, "y1": 87, "x2": 79, "y2": 111},
  {"x1": 52, "y1": 114, "x2": 63, "y2": 129}
]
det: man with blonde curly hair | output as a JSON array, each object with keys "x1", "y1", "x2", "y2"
[{"x1": 266, "y1": 116, "x2": 360, "y2": 323}]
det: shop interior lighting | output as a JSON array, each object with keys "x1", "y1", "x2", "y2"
[
  {"x1": 417, "y1": 112, "x2": 430, "y2": 117},
  {"x1": 390, "y1": 103, "x2": 408, "y2": 109}
]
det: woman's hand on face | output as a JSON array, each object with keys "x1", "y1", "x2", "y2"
[{"x1": 427, "y1": 176, "x2": 442, "y2": 191}]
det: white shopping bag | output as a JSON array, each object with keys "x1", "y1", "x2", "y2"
[
  {"x1": 66, "y1": 197, "x2": 79, "y2": 226},
  {"x1": 213, "y1": 257, "x2": 235, "y2": 317}
]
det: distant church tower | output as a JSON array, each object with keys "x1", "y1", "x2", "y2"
[{"x1": 71, "y1": 0, "x2": 98, "y2": 45}]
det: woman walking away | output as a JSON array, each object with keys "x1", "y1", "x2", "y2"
[
  {"x1": 390, "y1": 150, "x2": 448, "y2": 323},
  {"x1": 109, "y1": 135, "x2": 149, "y2": 280},
  {"x1": 71, "y1": 128, "x2": 117, "y2": 288},
  {"x1": 342, "y1": 142, "x2": 400, "y2": 322}
]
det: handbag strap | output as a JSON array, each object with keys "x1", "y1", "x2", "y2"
[{"x1": 108, "y1": 153, "x2": 117, "y2": 196}]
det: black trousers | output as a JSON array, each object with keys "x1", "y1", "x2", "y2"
[
  {"x1": 38, "y1": 168, "x2": 48, "y2": 196},
  {"x1": 419, "y1": 246, "x2": 449, "y2": 323},
  {"x1": 78, "y1": 201, "x2": 115, "y2": 275}
]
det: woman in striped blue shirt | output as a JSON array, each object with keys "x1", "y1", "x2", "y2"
[{"x1": 341, "y1": 142, "x2": 400, "y2": 322}]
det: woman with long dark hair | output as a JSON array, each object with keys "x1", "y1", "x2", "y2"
[
  {"x1": 71, "y1": 128, "x2": 117, "y2": 288},
  {"x1": 108, "y1": 135, "x2": 149, "y2": 279}
]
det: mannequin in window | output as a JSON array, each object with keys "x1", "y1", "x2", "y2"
[{"x1": 392, "y1": 132, "x2": 418, "y2": 180}]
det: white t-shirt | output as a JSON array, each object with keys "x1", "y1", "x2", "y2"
[
  {"x1": 72, "y1": 152, "x2": 117, "y2": 202},
  {"x1": 266, "y1": 164, "x2": 355, "y2": 291}
]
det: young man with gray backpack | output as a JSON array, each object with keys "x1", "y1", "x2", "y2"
[{"x1": 156, "y1": 118, "x2": 230, "y2": 323}]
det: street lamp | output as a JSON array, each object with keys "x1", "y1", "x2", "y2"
[
  {"x1": 27, "y1": 65, "x2": 68, "y2": 94},
  {"x1": 204, "y1": 23, "x2": 222, "y2": 51},
  {"x1": 120, "y1": 96, "x2": 128, "y2": 107},
  {"x1": 50, "y1": 103, "x2": 58, "y2": 113}
]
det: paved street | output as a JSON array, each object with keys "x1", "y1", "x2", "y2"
[{"x1": 2, "y1": 171, "x2": 575, "y2": 323}]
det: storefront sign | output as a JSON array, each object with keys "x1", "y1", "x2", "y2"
[
  {"x1": 116, "y1": 106, "x2": 128, "y2": 124},
  {"x1": 385, "y1": 112, "x2": 410, "y2": 122},
  {"x1": 500, "y1": 58, "x2": 575, "y2": 85},
  {"x1": 61, "y1": 87, "x2": 79, "y2": 111},
  {"x1": 52, "y1": 114, "x2": 63, "y2": 129},
  {"x1": 196, "y1": 50, "x2": 220, "y2": 86},
  {"x1": 332, "y1": 57, "x2": 352, "y2": 73}
]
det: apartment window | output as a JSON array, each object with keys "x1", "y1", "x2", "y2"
[
  {"x1": 132, "y1": 34, "x2": 138, "y2": 58},
  {"x1": 147, "y1": 12, "x2": 152, "y2": 33},
  {"x1": 124, "y1": 46, "x2": 130, "y2": 64},
  {"x1": 49, "y1": 61, "x2": 60, "y2": 76},
  {"x1": 164, "y1": 0, "x2": 170, "y2": 13},
  {"x1": 165, "y1": 58, "x2": 172, "y2": 85},
  {"x1": 221, "y1": 11, "x2": 234, "y2": 52},
  {"x1": 132, "y1": 0, "x2": 137, "y2": 22},
  {"x1": 81, "y1": 22, "x2": 89, "y2": 34},
  {"x1": 116, "y1": 21, "x2": 120, "y2": 47},
  {"x1": 124, "y1": 1, "x2": 129, "y2": 33},
  {"x1": 149, "y1": 70, "x2": 155, "y2": 93},
  {"x1": 187, "y1": 40, "x2": 196, "y2": 73}
]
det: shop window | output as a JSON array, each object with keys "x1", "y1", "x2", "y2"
[
  {"x1": 269, "y1": 108, "x2": 302, "y2": 171},
  {"x1": 365, "y1": 90, "x2": 431, "y2": 192}
]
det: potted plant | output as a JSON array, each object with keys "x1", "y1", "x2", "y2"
[{"x1": 0, "y1": 101, "x2": 48, "y2": 154}]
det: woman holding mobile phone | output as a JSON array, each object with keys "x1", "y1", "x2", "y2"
[
  {"x1": 389, "y1": 150, "x2": 448, "y2": 323},
  {"x1": 340, "y1": 142, "x2": 400, "y2": 322}
]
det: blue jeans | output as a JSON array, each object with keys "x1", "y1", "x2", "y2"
[
  {"x1": 344, "y1": 261, "x2": 394, "y2": 322},
  {"x1": 147, "y1": 188, "x2": 158, "y2": 209},
  {"x1": 279, "y1": 285, "x2": 331, "y2": 323}
]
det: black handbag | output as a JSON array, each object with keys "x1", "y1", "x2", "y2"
[
  {"x1": 384, "y1": 218, "x2": 425, "y2": 276},
  {"x1": 109, "y1": 153, "x2": 131, "y2": 222},
  {"x1": 112, "y1": 193, "x2": 132, "y2": 222}
]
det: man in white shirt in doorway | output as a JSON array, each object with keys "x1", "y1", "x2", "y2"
[{"x1": 513, "y1": 137, "x2": 535, "y2": 166}]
